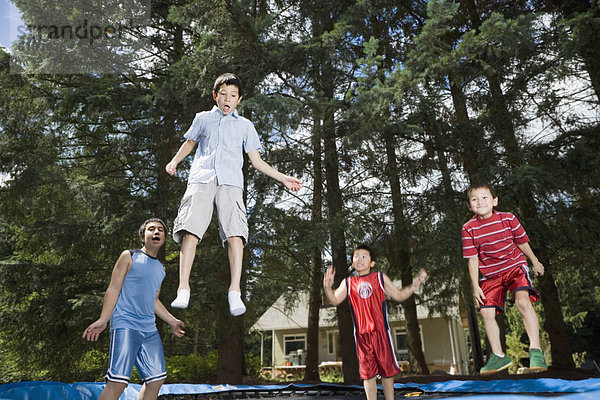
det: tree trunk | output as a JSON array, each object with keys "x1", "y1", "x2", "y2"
[
  {"x1": 537, "y1": 248, "x2": 576, "y2": 369},
  {"x1": 323, "y1": 97, "x2": 359, "y2": 385},
  {"x1": 304, "y1": 115, "x2": 324, "y2": 382},
  {"x1": 402, "y1": 274, "x2": 429, "y2": 374},
  {"x1": 217, "y1": 297, "x2": 245, "y2": 383},
  {"x1": 448, "y1": 73, "x2": 488, "y2": 183},
  {"x1": 383, "y1": 128, "x2": 429, "y2": 374},
  {"x1": 305, "y1": 253, "x2": 323, "y2": 381},
  {"x1": 463, "y1": 283, "x2": 484, "y2": 372}
]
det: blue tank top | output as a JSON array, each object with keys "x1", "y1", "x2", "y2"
[{"x1": 110, "y1": 249, "x2": 166, "y2": 332}]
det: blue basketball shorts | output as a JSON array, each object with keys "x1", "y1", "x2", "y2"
[{"x1": 105, "y1": 328, "x2": 166, "y2": 385}]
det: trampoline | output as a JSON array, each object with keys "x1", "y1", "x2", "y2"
[{"x1": 1, "y1": 379, "x2": 599, "y2": 400}]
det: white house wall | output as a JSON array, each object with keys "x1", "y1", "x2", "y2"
[{"x1": 252, "y1": 291, "x2": 469, "y2": 374}]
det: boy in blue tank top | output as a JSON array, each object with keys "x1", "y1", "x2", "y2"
[{"x1": 83, "y1": 218, "x2": 185, "y2": 400}]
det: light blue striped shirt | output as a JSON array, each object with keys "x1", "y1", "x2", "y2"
[{"x1": 184, "y1": 106, "x2": 262, "y2": 189}]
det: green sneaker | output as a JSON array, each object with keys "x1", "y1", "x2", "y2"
[
  {"x1": 480, "y1": 354, "x2": 512, "y2": 375},
  {"x1": 529, "y1": 348, "x2": 548, "y2": 372}
]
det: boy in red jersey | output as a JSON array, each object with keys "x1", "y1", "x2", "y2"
[
  {"x1": 323, "y1": 244, "x2": 426, "y2": 400},
  {"x1": 462, "y1": 182, "x2": 547, "y2": 374}
]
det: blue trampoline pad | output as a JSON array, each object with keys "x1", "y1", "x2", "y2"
[{"x1": 0, "y1": 379, "x2": 599, "y2": 400}]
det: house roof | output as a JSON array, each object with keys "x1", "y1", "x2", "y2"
[
  {"x1": 251, "y1": 289, "x2": 455, "y2": 332},
  {"x1": 251, "y1": 292, "x2": 335, "y2": 332}
]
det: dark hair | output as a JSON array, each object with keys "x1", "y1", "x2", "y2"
[
  {"x1": 467, "y1": 182, "x2": 496, "y2": 200},
  {"x1": 138, "y1": 218, "x2": 168, "y2": 244},
  {"x1": 354, "y1": 244, "x2": 376, "y2": 262},
  {"x1": 213, "y1": 73, "x2": 243, "y2": 98}
]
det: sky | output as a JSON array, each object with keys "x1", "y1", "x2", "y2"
[{"x1": 0, "y1": 0, "x2": 23, "y2": 50}]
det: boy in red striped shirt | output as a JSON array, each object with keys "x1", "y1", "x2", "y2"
[{"x1": 462, "y1": 182, "x2": 547, "y2": 374}]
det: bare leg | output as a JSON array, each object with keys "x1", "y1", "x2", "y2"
[
  {"x1": 363, "y1": 377, "x2": 378, "y2": 400},
  {"x1": 178, "y1": 233, "x2": 200, "y2": 292},
  {"x1": 226, "y1": 236, "x2": 246, "y2": 316},
  {"x1": 171, "y1": 233, "x2": 199, "y2": 308},
  {"x1": 98, "y1": 381, "x2": 126, "y2": 400},
  {"x1": 514, "y1": 290, "x2": 541, "y2": 349},
  {"x1": 226, "y1": 236, "x2": 244, "y2": 292},
  {"x1": 139, "y1": 380, "x2": 164, "y2": 400},
  {"x1": 481, "y1": 307, "x2": 504, "y2": 355},
  {"x1": 381, "y1": 377, "x2": 395, "y2": 400}
]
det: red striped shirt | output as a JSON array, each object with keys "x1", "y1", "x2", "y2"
[{"x1": 462, "y1": 211, "x2": 529, "y2": 277}]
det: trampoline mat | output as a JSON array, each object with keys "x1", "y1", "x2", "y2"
[
  {"x1": 1, "y1": 379, "x2": 599, "y2": 400},
  {"x1": 156, "y1": 380, "x2": 600, "y2": 400}
]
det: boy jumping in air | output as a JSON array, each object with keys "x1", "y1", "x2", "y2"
[
  {"x1": 323, "y1": 244, "x2": 426, "y2": 400},
  {"x1": 462, "y1": 182, "x2": 548, "y2": 374},
  {"x1": 166, "y1": 73, "x2": 302, "y2": 315}
]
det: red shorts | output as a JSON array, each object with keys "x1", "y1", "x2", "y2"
[
  {"x1": 480, "y1": 265, "x2": 540, "y2": 314},
  {"x1": 355, "y1": 330, "x2": 401, "y2": 380}
]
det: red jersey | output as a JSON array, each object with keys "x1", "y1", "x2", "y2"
[
  {"x1": 346, "y1": 272, "x2": 389, "y2": 334},
  {"x1": 462, "y1": 210, "x2": 529, "y2": 277}
]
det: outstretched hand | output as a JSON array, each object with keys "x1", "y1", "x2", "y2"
[
  {"x1": 82, "y1": 319, "x2": 107, "y2": 342},
  {"x1": 323, "y1": 265, "x2": 335, "y2": 289},
  {"x1": 282, "y1": 176, "x2": 302, "y2": 191},
  {"x1": 412, "y1": 268, "x2": 427, "y2": 289}
]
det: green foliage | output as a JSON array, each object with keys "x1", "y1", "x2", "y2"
[
  {"x1": 0, "y1": 337, "x2": 25, "y2": 384},
  {"x1": 319, "y1": 369, "x2": 344, "y2": 383},
  {"x1": 505, "y1": 306, "x2": 530, "y2": 371},
  {"x1": 245, "y1": 353, "x2": 262, "y2": 378},
  {"x1": 165, "y1": 351, "x2": 218, "y2": 383},
  {"x1": 76, "y1": 350, "x2": 109, "y2": 382},
  {"x1": 573, "y1": 352, "x2": 587, "y2": 369}
]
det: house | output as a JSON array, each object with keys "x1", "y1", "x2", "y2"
[{"x1": 251, "y1": 291, "x2": 470, "y2": 376}]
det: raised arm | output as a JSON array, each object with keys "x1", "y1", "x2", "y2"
[
  {"x1": 323, "y1": 265, "x2": 348, "y2": 306},
  {"x1": 383, "y1": 269, "x2": 427, "y2": 303},
  {"x1": 246, "y1": 150, "x2": 302, "y2": 191},
  {"x1": 82, "y1": 250, "x2": 132, "y2": 341},
  {"x1": 516, "y1": 242, "x2": 544, "y2": 276},
  {"x1": 165, "y1": 139, "x2": 197, "y2": 176}
]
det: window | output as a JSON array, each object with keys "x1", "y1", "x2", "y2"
[
  {"x1": 327, "y1": 331, "x2": 340, "y2": 355},
  {"x1": 395, "y1": 328, "x2": 409, "y2": 361},
  {"x1": 284, "y1": 334, "x2": 306, "y2": 355},
  {"x1": 395, "y1": 326, "x2": 423, "y2": 362},
  {"x1": 328, "y1": 332, "x2": 334, "y2": 354}
]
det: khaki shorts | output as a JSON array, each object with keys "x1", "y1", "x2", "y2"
[{"x1": 172, "y1": 180, "x2": 248, "y2": 246}]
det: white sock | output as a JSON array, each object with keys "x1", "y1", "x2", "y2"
[
  {"x1": 171, "y1": 289, "x2": 190, "y2": 309},
  {"x1": 228, "y1": 291, "x2": 246, "y2": 316}
]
